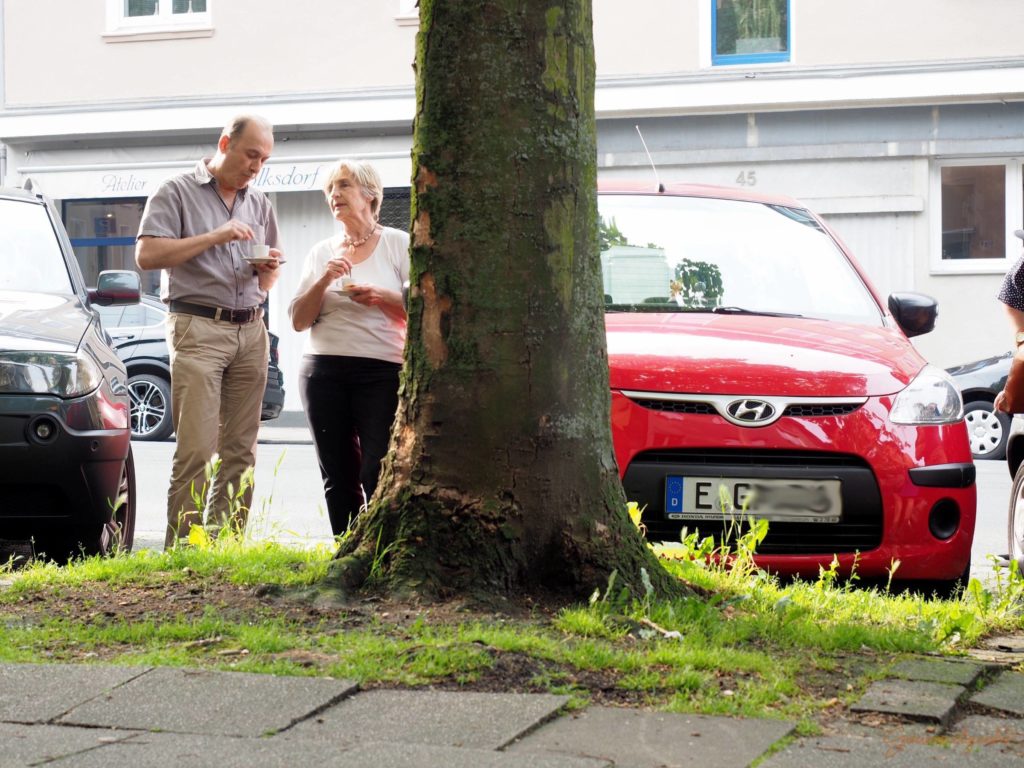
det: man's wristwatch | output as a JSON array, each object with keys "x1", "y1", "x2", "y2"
[{"x1": 1016, "y1": 331, "x2": 1024, "y2": 347}]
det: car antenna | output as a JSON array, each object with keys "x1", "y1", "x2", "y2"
[{"x1": 635, "y1": 125, "x2": 664, "y2": 193}]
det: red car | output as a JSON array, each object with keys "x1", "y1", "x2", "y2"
[{"x1": 602, "y1": 183, "x2": 975, "y2": 594}]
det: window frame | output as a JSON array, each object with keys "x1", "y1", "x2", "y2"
[
  {"x1": 396, "y1": 0, "x2": 418, "y2": 26},
  {"x1": 104, "y1": 0, "x2": 213, "y2": 41},
  {"x1": 929, "y1": 158, "x2": 1024, "y2": 275},
  {"x1": 710, "y1": 0, "x2": 792, "y2": 67}
]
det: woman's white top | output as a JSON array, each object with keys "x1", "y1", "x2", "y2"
[{"x1": 289, "y1": 226, "x2": 410, "y2": 364}]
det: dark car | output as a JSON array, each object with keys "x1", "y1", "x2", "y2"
[
  {"x1": 0, "y1": 188, "x2": 140, "y2": 560},
  {"x1": 945, "y1": 352, "x2": 1011, "y2": 460},
  {"x1": 95, "y1": 296, "x2": 285, "y2": 441}
]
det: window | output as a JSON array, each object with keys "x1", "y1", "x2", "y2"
[
  {"x1": 396, "y1": 0, "x2": 418, "y2": 26},
  {"x1": 931, "y1": 160, "x2": 1024, "y2": 274},
  {"x1": 62, "y1": 198, "x2": 159, "y2": 296},
  {"x1": 0, "y1": 200, "x2": 74, "y2": 294},
  {"x1": 105, "y1": 0, "x2": 212, "y2": 40},
  {"x1": 712, "y1": 0, "x2": 790, "y2": 66}
]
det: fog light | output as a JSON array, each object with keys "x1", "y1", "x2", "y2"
[
  {"x1": 928, "y1": 499, "x2": 960, "y2": 541},
  {"x1": 28, "y1": 416, "x2": 59, "y2": 444}
]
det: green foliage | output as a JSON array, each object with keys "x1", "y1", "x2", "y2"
[
  {"x1": 0, "y1": 505, "x2": 1021, "y2": 724},
  {"x1": 598, "y1": 215, "x2": 628, "y2": 252},
  {"x1": 672, "y1": 258, "x2": 724, "y2": 307}
]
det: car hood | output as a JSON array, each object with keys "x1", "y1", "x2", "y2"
[
  {"x1": 0, "y1": 291, "x2": 87, "y2": 353},
  {"x1": 606, "y1": 313, "x2": 925, "y2": 398}
]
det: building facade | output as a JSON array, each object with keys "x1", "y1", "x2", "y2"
[{"x1": 1, "y1": 0, "x2": 1022, "y2": 412}]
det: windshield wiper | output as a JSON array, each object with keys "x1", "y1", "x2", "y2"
[{"x1": 712, "y1": 306, "x2": 803, "y2": 318}]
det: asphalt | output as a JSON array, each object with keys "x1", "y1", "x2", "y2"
[{"x1": 2, "y1": 644, "x2": 1024, "y2": 767}]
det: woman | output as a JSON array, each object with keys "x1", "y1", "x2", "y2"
[{"x1": 289, "y1": 160, "x2": 410, "y2": 536}]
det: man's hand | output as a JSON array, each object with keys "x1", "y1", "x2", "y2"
[
  {"x1": 212, "y1": 220, "x2": 255, "y2": 245},
  {"x1": 256, "y1": 247, "x2": 284, "y2": 291}
]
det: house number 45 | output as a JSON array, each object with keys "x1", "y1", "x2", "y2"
[{"x1": 735, "y1": 170, "x2": 757, "y2": 186}]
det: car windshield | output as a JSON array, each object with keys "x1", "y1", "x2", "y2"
[
  {"x1": 599, "y1": 194, "x2": 882, "y2": 325},
  {"x1": 0, "y1": 200, "x2": 74, "y2": 294}
]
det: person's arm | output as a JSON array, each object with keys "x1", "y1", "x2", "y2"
[
  {"x1": 994, "y1": 304, "x2": 1024, "y2": 412},
  {"x1": 290, "y1": 242, "x2": 351, "y2": 331},
  {"x1": 136, "y1": 219, "x2": 256, "y2": 270},
  {"x1": 348, "y1": 284, "x2": 406, "y2": 322},
  {"x1": 256, "y1": 248, "x2": 284, "y2": 292},
  {"x1": 290, "y1": 271, "x2": 336, "y2": 331}
]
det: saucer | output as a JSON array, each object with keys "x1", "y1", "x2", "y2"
[{"x1": 244, "y1": 257, "x2": 286, "y2": 266}]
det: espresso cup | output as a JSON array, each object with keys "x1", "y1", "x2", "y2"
[{"x1": 250, "y1": 244, "x2": 271, "y2": 260}]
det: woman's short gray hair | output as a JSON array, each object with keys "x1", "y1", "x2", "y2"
[{"x1": 323, "y1": 159, "x2": 384, "y2": 220}]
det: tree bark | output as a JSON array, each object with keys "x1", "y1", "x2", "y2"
[{"x1": 331, "y1": 0, "x2": 679, "y2": 601}]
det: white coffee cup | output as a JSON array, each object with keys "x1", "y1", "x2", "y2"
[
  {"x1": 250, "y1": 244, "x2": 271, "y2": 260},
  {"x1": 339, "y1": 276, "x2": 355, "y2": 291}
]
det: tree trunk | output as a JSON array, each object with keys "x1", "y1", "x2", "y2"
[{"x1": 332, "y1": 0, "x2": 678, "y2": 601}]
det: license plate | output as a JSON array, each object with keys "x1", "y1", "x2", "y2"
[{"x1": 664, "y1": 476, "x2": 842, "y2": 523}]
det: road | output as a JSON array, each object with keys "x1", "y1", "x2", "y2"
[{"x1": 131, "y1": 439, "x2": 1014, "y2": 583}]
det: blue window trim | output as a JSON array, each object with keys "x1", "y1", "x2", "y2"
[
  {"x1": 712, "y1": 0, "x2": 791, "y2": 66},
  {"x1": 69, "y1": 236, "x2": 136, "y2": 248}
]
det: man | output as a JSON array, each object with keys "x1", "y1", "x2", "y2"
[{"x1": 136, "y1": 114, "x2": 283, "y2": 548}]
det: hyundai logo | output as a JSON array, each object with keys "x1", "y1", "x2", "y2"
[{"x1": 725, "y1": 399, "x2": 777, "y2": 425}]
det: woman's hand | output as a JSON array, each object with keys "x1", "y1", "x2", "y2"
[
  {"x1": 348, "y1": 284, "x2": 407, "y2": 322},
  {"x1": 347, "y1": 283, "x2": 386, "y2": 306}
]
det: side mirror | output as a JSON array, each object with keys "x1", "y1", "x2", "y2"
[
  {"x1": 89, "y1": 270, "x2": 141, "y2": 306},
  {"x1": 888, "y1": 292, "x2": 937, "y2": 338}
]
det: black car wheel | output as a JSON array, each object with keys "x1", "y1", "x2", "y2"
[
  {"x1": 128, "y1": 373, "x2": 174, "y2": 441},
  {"x1": 963, "y1": 400, "x2": 1010, "y2": 461},
  {"x1": 52, "y1": 447, "x2": 137, "y2": 561},
  {"x1": 80, "y1": 446, "x2": 137, "y2": 556}
]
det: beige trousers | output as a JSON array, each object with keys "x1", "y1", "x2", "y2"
[{"x1": 164, "y1": 312, "x2": 268, "y2": 548}]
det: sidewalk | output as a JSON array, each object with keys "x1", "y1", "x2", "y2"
[
  {"x1": 258, "y1": 410, "x2": 313, "y2": 445},
  {"x1": 2, "y1": 649, "x2": 1023, "y2": 767}
]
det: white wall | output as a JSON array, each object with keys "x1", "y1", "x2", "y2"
[{"x1": 3, "y1": 0, "x2": 418, "y2": 106}]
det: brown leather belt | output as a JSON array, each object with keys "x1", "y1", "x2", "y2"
[{"x1": 168, "y1": 300, "x2": 260, "y2": 324}]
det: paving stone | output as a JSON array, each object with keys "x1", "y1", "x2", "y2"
[
  {"x1": 850, "y1": 679, "x2": 964, "y2": 725},
  {"x1": 949, "y1": 715, "x2": 1024, "y2": 756},
  {"x1": 507, "y1": 706, "x2": 793, "y2": 768},
  {"x1": 286, "y1": 689, "x2": 569, "y2": 750},
  {"x1": 970, "y1": 671, "x2": 1024, "y2": 716},
  {"x1": 0, "y1": 664, "x2": 147, "y2": 723},
  {"x1": 43, "y1": 733, "x2": 610, "y2": 768},
  {"x1": 968, "y1": 634, "x2": 1024, "y2": 664},
  {"x1": 759, "y1": 734, "x2": 1009, "y2": 768},
  {"x1": 890, "y1": 658, "x2": 992, "y2": 686},
  {"x1": 0, "y1": 722, "x2": 134, "y2": 767},
  {"x1": 325, "y1": 742, "x2": 611, "y2": 767},
  {"x1": 58, "y1": 667, "x2": 357, "y2": 737}
]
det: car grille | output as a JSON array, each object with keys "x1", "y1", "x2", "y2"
[
  {"x1": 623, "y1": 449, "x2": 882, "y2": 554},
  {"x1": 635, "y1": 401, "x2": 716, "y2": 415},
  {"x1": 632, "y1": 399, "x2": 862, "y2": 418}
]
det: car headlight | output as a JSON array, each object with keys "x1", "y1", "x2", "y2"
[
  {"x1": 890, "y1": 364, "x2": 964, "y2": 425},
  {"x1": 0, "y1": 351, "x2": 102, "y2": 397}
]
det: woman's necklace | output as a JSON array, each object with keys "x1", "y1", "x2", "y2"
[{"x1": 342, "y1": 224, "x2": 381, "y2": 249}]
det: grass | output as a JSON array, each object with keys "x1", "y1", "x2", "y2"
[{"x1": 1, "y1": 522, "x2": 1022, "y2": 731}]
